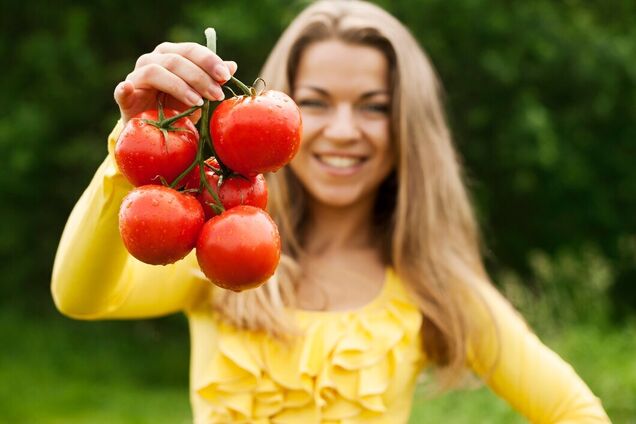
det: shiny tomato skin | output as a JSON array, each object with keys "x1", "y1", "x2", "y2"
[
  {"x1": 198, "y1": 172, "x2": 268, "y2": 219},
  {"x1": 196, "y1": 205, "x2": 281, "y2": 291},
  {"x1": 115, "y1": 109, "x2": 198, "y2": 187},
  {"x1": 216, "y1": 174, "x2": 268, "y2": 213},
  {"x1": 211, "y1": 90, "x2": 302, "y2": 176},
  {"x1": 119, "y1": 185, "x2": 205, "y2": 265},
  {"x1": 182, "y1": 157, "x2": 220, "y2": 192}
]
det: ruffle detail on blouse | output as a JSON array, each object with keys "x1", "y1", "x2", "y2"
[{"x1": 195, "y1": 269, "x2": 424, "y2": 423}]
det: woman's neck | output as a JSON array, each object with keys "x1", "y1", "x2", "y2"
[{"x1": 303, "y1": 195, "x2": 377, "y2": 255}]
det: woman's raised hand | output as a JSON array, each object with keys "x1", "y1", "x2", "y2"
[{"x1": 114, "y1": 42, "x2": 237, "y2": 124}]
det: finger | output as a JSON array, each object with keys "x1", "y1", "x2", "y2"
[
  {"x1": 126, "y1": 64, "x2": 204, "y2": 107},
  {"x1": 224, "y1": 60, "x2": 238, "y2": 76},
  {"x1": 154, "y1": 42, "x2": 232, "y2": 84},
  {"x1": 136, "y1": 52, "x2": 224, "y2": 101},
  {"x1": 114, "y1": 80, "x2": 135, "y2": 107}
]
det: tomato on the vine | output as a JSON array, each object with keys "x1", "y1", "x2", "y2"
[
  {"x1": 183, "y1": 157, "x2": 268, "y2": 218},
  {"x1": 119, "y1": 185, "x2": 204, "y2": 265},
  {"x1": 115, "y1": 109, "x2": 198, "y2": 187},
  {"x1": 199, "y1": 173, "x2": 268, "y2": 219},
  {"x1": 211, "y1": 174, "x2": 267, "y2": 214},
  {"x1": 211, "y1": 90, "x2": 302, "y2": 176},
  {"x1": 182, "y1": 157, "x2": 220, "y2": 191},
  {"x1": 196, "y1": 205, "x2": 281, "y2": 291}
]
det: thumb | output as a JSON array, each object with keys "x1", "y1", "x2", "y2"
[{"x1": 114, "y1": 81, "x2": 135, "y2": 107}]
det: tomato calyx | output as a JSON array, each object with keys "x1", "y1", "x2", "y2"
[
  {"x1": 140, "y1": 100, "x2": 202, "y2": 140},
  {"x1": 195, "y1": 158, "x2": 255, "y2": 216},
  {"x1": 228, "y1": 76, "x2": 266, "y2": 97}
]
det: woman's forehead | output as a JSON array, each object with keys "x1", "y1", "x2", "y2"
[{"x1": 294, "y1": 40, "x2": 389, "y2": 96}]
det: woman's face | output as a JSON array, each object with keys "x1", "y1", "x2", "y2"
[{"x1": 290, "y1": 39, "x2": 394, "y2": 210}]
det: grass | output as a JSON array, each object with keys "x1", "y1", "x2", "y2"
[
  {"x1": 411, "y1": 322, "x2": 636, "y2": 423},
  {"x1": 1, "y1": 308, "x2": 633, "y2": 423},
  {"x1": 0, "y1": 308, "x2": 192, "y2": 424}
]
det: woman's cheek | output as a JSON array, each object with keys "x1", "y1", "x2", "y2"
[{"x1": 299, "y1": 114, "x2": 322, "y2": 141}]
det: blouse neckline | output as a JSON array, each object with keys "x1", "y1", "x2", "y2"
[{"x1": 291, "y1": 267, "x2": 393, "y2": 317}]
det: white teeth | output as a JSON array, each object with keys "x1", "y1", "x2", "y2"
[{"x1": 317, "y1": 155, "x2": 363, "y2": 168}]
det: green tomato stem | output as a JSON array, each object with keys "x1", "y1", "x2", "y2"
[
  {"x1": 160, "y1": 105, "x2": 202, "y2": 127},
  {"x1": 205, "y1": 28, "x2": 216, "y2": 53},
  {"x1": 169, "y1": 156, "x2": 198, "y2": 189},
  {"x1": 230, "y1": 76, "x2": 253, "y2": 96},
  {"x1": 198, "y1": 100, "x2": 225, "y2": 211},
  {"x1": 204, "y1": 26, "x2": 252, "y2": 97}
]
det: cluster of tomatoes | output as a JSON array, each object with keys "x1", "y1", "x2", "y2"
[{"x1": 115, "y1": 85, "x2": 302, "y2": 292}]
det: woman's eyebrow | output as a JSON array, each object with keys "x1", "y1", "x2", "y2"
[
  {"x1": 295, "y1": 85, "x2": 329, "y2": 96},
  {"x1": 295, "y1": 86, "x2": 389, "y2": 99},
  {"x1": 359, "y1": 90, "x2": 389, "y2": 100}
]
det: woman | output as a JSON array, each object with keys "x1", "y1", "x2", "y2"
[{"x1": 52, "y1": 1, "x2": 610, "y2": 422}]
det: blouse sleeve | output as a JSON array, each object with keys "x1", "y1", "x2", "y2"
[
  {"x1": 466, "y1": 282, "x2": 610, "y2": 423},
  {"x1": 51, "y1": 121, "x2": 208, "y2": 320}
]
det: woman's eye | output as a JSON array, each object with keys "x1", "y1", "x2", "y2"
[
  {"x1": 296, "y1": 99, "x2": 327, "y2": 109},
  {"x1": 361, "y1": 103, "x2": 390, "y2": 114}
]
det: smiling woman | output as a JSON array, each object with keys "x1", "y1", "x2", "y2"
[
  {"x1": 291, "y1": 40, "x2": 394, "y2": 209},
  {"x1": 51, "y1": 0, "x2": 610, "y2": 422}
]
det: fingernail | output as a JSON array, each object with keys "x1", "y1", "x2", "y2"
[
  {"x1": 224, "y1": 61, "x2": 237, "y2": 76},
  {"x1": 213, "y1": 64, "x2": 231, "y2": 83},
  {"x1": 187, "y1": 91, "x2": 204, "y2": 106},
  {"x1": 211, "y1": 85, "x2": 225, "y2": 101}
]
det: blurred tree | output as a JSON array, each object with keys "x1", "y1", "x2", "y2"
[
  {"x1": 388, "y1": 0, "x2": 636, "y2": 315},
  {"x1": 0, "y1": 0, "x2": 194, "y2": 311},
  {"x1": 1, "y1": 0, "x2": 634, "y2": 317}
]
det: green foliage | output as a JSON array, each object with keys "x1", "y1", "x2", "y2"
[
  {"x1": 500, "y1": 245, "x2": 614, "y2": 332},
  {"x1": 400, "y1": 1, "x2": 636, "y2": 301},
  {"x1": 2, "y1": 0, "x2": 634, "y2": 315},
  {"x1": 1, "y1": 0, "x2": 634, "y2": 315},
  {"x1": 1, "y1": 2, "x2": 633, "y2": 421}
]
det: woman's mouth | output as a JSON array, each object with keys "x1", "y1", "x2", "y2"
[
  {"x1": 313, "y1": 153, "x2": 367, "y2": 176},
  {"x1": 315, "y1": 154, "x2": 365, "y2": 167}
]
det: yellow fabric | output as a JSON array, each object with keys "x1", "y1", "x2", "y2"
[
  {"x1": 188, "y1": 269, "x2": 423, "y2": 424},
  {"x1": 51, "y1": 123, "x2": 610, "y2": 423}
]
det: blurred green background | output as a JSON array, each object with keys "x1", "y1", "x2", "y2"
[{"x1": 1, "y1": 0, "x2": 635, "y2": 422}]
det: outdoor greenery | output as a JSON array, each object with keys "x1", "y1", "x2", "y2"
[
  {"x1": 1, "y1": 0, "x2": 634, "y2": 422},
  {"x1": 2, "y1": 308, "x2": 634, "y2": 423}
]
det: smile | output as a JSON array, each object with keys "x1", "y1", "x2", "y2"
[{"x1": 314, "y1": 154, "x2": 366, "y2": 169}]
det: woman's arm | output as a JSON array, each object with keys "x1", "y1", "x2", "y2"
[
  {"x1": 466, "y1": 282, "x2": 610, "y2": 423},
  {"x1": 53, "y1": 40, "x2": 237, "y2": 319},
  {"x1": 51, "y1": 123, "x2": 209, "y2": 320}
]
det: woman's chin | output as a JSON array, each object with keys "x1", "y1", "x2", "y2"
[{"x1": 308, "y1": 187, "x2": 368, "y2": 209}]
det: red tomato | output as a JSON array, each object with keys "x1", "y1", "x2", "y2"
[
  {"x1": 196, "y1": 205, "x2": 281, "y2": 291},
  {"x1": 198, "y1": 172, "x2": 268, "y2": 219},
  {"x1": 211, "y1": 90, "x2": 302, "y2": 176},
  {"x1": 182, "y1": 157, "x2": 220, "y2": 192},
  {"x1": 119, "y1": 185, "x2": 204, "y2": 265},
  {"x1": 184, "y1": 157, "x2": 268, "y2": 218},
  {"x1": 115, "y1": 109, "x2": 198, "y2": 187}
]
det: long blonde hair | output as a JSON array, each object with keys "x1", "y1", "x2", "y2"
[{"x1": 213, "y1": 0, "x2": 498, "y2": 387}]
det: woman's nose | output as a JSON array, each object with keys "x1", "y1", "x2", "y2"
[{"x1": 323, "y1": 103, "x2": 361, "y2": 142}]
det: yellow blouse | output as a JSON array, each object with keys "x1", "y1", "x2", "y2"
[
  {"x1": 51, "y1": 123, "x2": 610, "y2": 423},
  {"x1": 189, "y1": 268, "x2": 422, "y2": 423}
]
